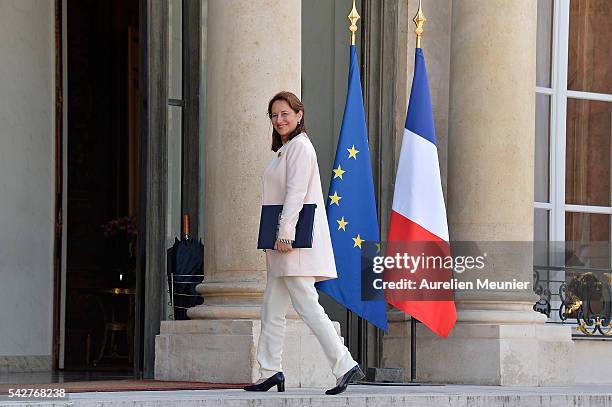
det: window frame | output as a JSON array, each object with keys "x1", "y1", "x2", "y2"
[{"x1": 535, "y1": 0, "x2": 612, "y2": 245}]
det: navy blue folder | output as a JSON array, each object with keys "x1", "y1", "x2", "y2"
[{"x1": 257, "y1": 204, "x2": 317, "y2": 249}]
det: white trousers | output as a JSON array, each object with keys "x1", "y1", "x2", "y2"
[{"x1": 256, "y1": 274, "x2": 357, "y2": 380}]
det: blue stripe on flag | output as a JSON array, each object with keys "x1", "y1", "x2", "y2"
[{"x1": 405, "y1": 48, "x2": 437, "y2": 146}]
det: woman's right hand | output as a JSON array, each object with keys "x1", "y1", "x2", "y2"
[{"x1": 274, "y1": 240, "x2": 293, "y2": 253}]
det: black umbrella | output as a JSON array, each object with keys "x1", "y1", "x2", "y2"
[{"x1": 167, "y1": 215, "x2": 204, "y2": 320}]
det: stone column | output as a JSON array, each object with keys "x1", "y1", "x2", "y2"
[
  {"x1": 189, "y1": 0, "x2": 302, "y2": 320},
  {"x1": 383, "y1": 0, "x2": 574, "y2": 386},
  {"x1": 155, "y1": 0, "x2": 337, "y2": 387},
  {"x1": 446, "y1": 0, "x2": 540, "y2": 325}
]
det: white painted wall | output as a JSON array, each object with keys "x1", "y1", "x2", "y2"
[{"x1": 0, "y1": 0, "x2": 55, "y2": 359}]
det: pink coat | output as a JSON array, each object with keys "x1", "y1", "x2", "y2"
[{"x1": 262, "y1": 133, "x2": 337, "y2": 281}]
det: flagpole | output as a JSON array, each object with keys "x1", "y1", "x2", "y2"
[
  {"x1": 348, "y1": 0, "x2": 359, "y2": 46},
  {"x1": 413, "y1": 0, "x2": 426, "y2": 49},
  {"x1": 410, "y1": 0, "x2": 426, "y2": 384},
  {"x1": 344, "y1": 0, "x2": 359, "y2": 361},
  {"x1": 410, "y1": 317, "x2": 418, "y2": 382}
]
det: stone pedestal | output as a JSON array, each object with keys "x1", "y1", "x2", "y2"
[
  {"x1": 383, "y1": 311, "x2": 574, "y2": 386},
  {"x1": 155, "y1": 320, "x2": 337, "y2": 387}
]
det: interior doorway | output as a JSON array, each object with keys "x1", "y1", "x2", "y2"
[{"x1": 58, "y1": 0, "x2": 141, "y2": 374}]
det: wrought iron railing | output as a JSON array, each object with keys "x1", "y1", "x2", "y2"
[{"x1": 533, "y1": 265, "x2": 612, "y2": 337}]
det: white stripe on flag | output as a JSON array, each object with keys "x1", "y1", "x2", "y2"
[{"x1": 392, "y1": 128, "x2": 449, "y2": 241}]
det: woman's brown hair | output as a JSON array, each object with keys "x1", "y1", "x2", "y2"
[{"x1": 267, "y1": 91, "x2": 306, "y2": 152}]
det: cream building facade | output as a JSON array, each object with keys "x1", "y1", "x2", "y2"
[{"x1": 1, "y1": 0, "x2": 611, "y2": 387}]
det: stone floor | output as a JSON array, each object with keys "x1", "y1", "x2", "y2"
[{"x1": 2, "y1": 384, "x2": 612, "y2": 407}]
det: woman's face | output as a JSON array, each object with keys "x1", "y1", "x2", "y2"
[{"x1": 270, "y1": 100, "x2": 302, "y2": 139}]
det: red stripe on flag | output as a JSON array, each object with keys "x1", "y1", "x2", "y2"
[
  {"x1": 386, "y1": 210, "x2": 457, "y2": 338},
  {"x1": 388, "y1": 299, "x2": 456, "y2": 338},
  {"x1": 388, "y1": 210, "x2": 445, "y2": 242}
]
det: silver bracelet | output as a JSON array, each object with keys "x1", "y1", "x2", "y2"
[{"x1": 277, "y1": 238, "x2": 294, "y2": 244}]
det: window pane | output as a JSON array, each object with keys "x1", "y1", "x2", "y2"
[
  {"x1": 535, "y1": 208, "x2": 550, "y2": 242},
  {"x1": 535, "y1": 94, "x2": 550, "y2": 202},
  {"x1": 565, "y1": 212, "x2": 611, "y2": 268},
  {"x1": 169, "y1": 0, "x2": 183, "y2": 100},
  {"x1": 536, "y1": 0, "x2": 553, "y2": 87},
  {"x1": 199, "y1": 0, "x2": 208, "y2": 238},
  {"x1": 534, "y1": 209, "x2": 550, "y2": 266},
  {"x1": 167, "y1": 106, "x2": 182, "y2": 242},
  {"x1": 166, "y1": 106, "x2": 182, "y2": 320},
  {"x1": 568, "y1": 0, "x2": 612, "y2": 94},
  {"x1": 565, "y1": 98, "x2": 612, "y2": 206}
]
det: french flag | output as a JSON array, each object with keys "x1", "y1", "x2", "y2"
[{"x1": 386, "y1": 48, "x2": 457, "y2": 338}]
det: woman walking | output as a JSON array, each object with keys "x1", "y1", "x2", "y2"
[{"x1": 244, "y1": 91, "x2": 363, "y2": 395}]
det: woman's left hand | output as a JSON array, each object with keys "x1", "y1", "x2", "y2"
[{"x1": 274, "y1": 240, "x2": 293, "y2": 253}]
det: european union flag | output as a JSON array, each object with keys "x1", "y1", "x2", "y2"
[{"x1": 316, "y1": 45, "x2": 388, "y2": 332}]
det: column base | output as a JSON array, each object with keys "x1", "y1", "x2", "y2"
[
  {"x1": 383, "y1": 320, "x2": 574, "y2": 386},
  {"x1": 155, "y1": 319, "x2": 337, "y2": 388}
]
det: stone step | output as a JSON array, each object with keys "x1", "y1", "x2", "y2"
[{"x1": 3, "y1": 385, "x2": 612, "y2": 407}]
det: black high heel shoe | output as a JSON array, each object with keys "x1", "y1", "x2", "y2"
[
  {"x1": 243, "y1": 372, "x2": 285, "y2": 392},
  {"x1": 325, "y1": 364, "x2": 364, "y2": 395}
]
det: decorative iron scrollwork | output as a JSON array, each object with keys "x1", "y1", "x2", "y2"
[
  {"x1": 534, "y1": 266, "x2": 612, "y2": 336},
  {"x1": 533, "y1": 268, "x2": 551, "y2": 317}
]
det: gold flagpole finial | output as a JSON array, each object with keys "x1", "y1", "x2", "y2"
[
  {"x1": 413, "y1": 0, "x2": 426, "y2": 48},
  {"x1": 348, "y1": 0, "x2": 360, "y2": 46}
]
